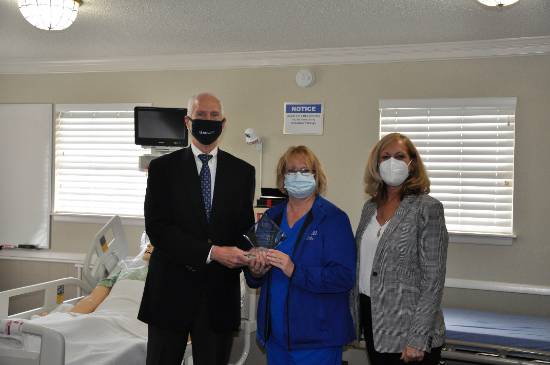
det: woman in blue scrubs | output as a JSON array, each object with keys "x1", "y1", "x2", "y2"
[{"x1": 246, "y1": 145, "x2": 356, "y2": 365}]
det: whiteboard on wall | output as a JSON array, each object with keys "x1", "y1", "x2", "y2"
[{"x1": 0, "y1": 104, "x2": 52, "y2": 248}]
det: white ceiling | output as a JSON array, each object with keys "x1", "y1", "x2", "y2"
[{"x1": 1, "y1": 0, "x2": 550, "y2": 73}]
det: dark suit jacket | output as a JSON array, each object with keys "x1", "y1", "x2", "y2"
[{"x1": 138, "y1": 147, "x2": 255, "y2": 332}]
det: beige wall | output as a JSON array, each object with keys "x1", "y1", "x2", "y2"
[{"x1": 1, "y1": 55, "x2": 549, "y2": 296}]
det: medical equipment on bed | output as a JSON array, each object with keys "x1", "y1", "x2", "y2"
[
  {"x1": 443, "y1": 278, "x2": 550, "y2": 365},
  {"x1": 0, "y1": 215, "x2": 128, "y2": 365}
]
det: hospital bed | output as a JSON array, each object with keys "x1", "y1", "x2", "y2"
[
  {"x1": 443, "y1": 278, "x2": 550, "y2": 364},
  {"x1": 0, "y1": 215, "x2": 128, "y2": 365},
  {"x1": 0, "y1": 215, "x2": 256, "y2": 365}
]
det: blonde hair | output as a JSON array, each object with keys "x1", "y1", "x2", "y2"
[
  {"x1": 276, "y1": 146, "x2": 327, "y2": 196},
  {"x1": 364, "y1": 133, "x2": 430, "y2": 202}
]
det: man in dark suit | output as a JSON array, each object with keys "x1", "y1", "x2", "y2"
[{"x1": 138, "y1": 93, "x2": 255, "y2": 365}]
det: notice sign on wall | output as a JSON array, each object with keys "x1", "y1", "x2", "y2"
[{"x1": 283, "y1": 103, "x2": 324, "y2": 135}]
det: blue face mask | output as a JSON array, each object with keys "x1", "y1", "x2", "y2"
[{"x1": 284, "y1": 172, "x2": 316, "y2": 199}]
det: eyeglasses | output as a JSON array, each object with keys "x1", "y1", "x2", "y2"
[{"x1": 285, "y1": 168, "x2": 315, "y2": 175}]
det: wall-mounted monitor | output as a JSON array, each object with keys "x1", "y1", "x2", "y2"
[{"x1": 134, "y1": 106, "x2": 188, "y2": 147}]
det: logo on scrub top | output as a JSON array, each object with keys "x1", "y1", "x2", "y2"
[{"x1": 306, "y1": 230, "x2": 318, "y2": 240}]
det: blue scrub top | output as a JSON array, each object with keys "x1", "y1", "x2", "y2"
[
  {"x1": 269, "y1": 209, "x2": 306, "y2": 345},
  {"x1": 267, "y1": 207, "x2": 342, "y2": 365}
]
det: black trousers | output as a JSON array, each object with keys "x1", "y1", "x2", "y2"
[
  {"x1": 146, "y1": 295, "x2": 234, "y2": 365},
  {"x1": 359, "y1": 294, "x2": 442, "y2": 365}
]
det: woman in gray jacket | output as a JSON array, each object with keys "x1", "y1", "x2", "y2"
[{"x1": 351, "y1": 133, "x2": 448, "y2": 365}]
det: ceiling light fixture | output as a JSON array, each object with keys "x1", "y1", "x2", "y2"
[
  {"x1": 18, "y1": 0, "x2": 82, "y2": 31},
  {"x1": 477, "y1": 0, "x2": 519, "y2": 7}
]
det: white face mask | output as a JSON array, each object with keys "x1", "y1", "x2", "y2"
[{"x1": 379, "y1": 157, "x2": 410, "y2": 187}]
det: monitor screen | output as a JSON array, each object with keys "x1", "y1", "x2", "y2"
[{"x1": 134, "y1": 106, "x2": 188, "y2": 147}]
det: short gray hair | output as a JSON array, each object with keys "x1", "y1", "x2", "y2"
[{"x1": 187, "y1": 93, "x2": 224, "y2": 116}]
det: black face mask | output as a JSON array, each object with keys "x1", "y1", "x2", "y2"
[{"x1": 189, "y1": 118, "x2": 224, "y2": 146}]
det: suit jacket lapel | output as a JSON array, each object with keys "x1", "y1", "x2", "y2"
[
  {"x1": 376, "y1": 194, "x2": 415, "y2": 252},
  {"x1": 181, "y1": 147, "x2": 209, "y2": 228},
  {"x1": 355, "y1": 201, "x2": 376, "y2": 248}
]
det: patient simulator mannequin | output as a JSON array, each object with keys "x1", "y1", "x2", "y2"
[
  {"x1": 70, "y1": 240, "x2": 153, "y2": 314},
  {"x1": 3, "y1": 237, "x2": 154, "y2": 365}
]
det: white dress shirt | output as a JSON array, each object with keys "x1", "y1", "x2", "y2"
[
  {"x1": 190, "y1": 142, "x2": 219, "y2": 263},
  {"x1": 359, "y1": 214, "x2": 390, "y2": 296}
]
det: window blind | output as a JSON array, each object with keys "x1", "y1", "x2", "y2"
[
  {"x1": 379, "y1": 98, "x2": 516, "y2": 236},
  {"x1": 54, "y1": 105, "x2": 149, "y2": 217}
]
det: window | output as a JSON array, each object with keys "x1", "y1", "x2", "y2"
[
  {"x1": 379, "y1": 98, "x2": 516, "y2": 238},
  {"x1": 54, "y1": 104, "x2": 149, "y2": 218}
]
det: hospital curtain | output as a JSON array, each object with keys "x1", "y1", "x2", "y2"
[
  {"x1": 379, "y1": 98, "x2": 516, "y2": 236},
  {"x1": 54, "y1": 104, "x2": 149, "y2": 217}
]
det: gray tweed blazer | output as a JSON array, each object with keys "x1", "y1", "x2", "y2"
[{"x1": 350, "y1": 194, "x2": 448, "y2": 353}]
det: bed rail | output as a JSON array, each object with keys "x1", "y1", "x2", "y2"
[
  {"x1": 0, "y1": 319, "x2": 65, "y2": 365},
  {"x1": 445, "y1": 339, "x2": 550, "y2": 364},
  {"x1": 82, "y1": 215, "x2": 128, "y2": 289},
  {"x1": 0, "y1": 277, "x2": 91, "y2": 319}
]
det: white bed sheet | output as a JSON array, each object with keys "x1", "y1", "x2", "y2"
[{"x1": 0, "y1": 279, "x2": 147, "y2": 365}]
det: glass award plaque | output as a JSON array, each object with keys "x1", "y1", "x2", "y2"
[{"x1": 243, "y1": 214, "x2": 286, "y2": 251}]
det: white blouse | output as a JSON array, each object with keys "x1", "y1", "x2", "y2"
[{"x1": 358, "y1": 214, "x2": 390, "y2": 297}]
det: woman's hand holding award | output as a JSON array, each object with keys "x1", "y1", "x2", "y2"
[{"x1": 243, "y1": 214, "x2": 285, "y2": 277}]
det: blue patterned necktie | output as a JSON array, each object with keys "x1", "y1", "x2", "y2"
[{"x1": 198, "y1": 154, "x2": 213, "y2": 220}]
